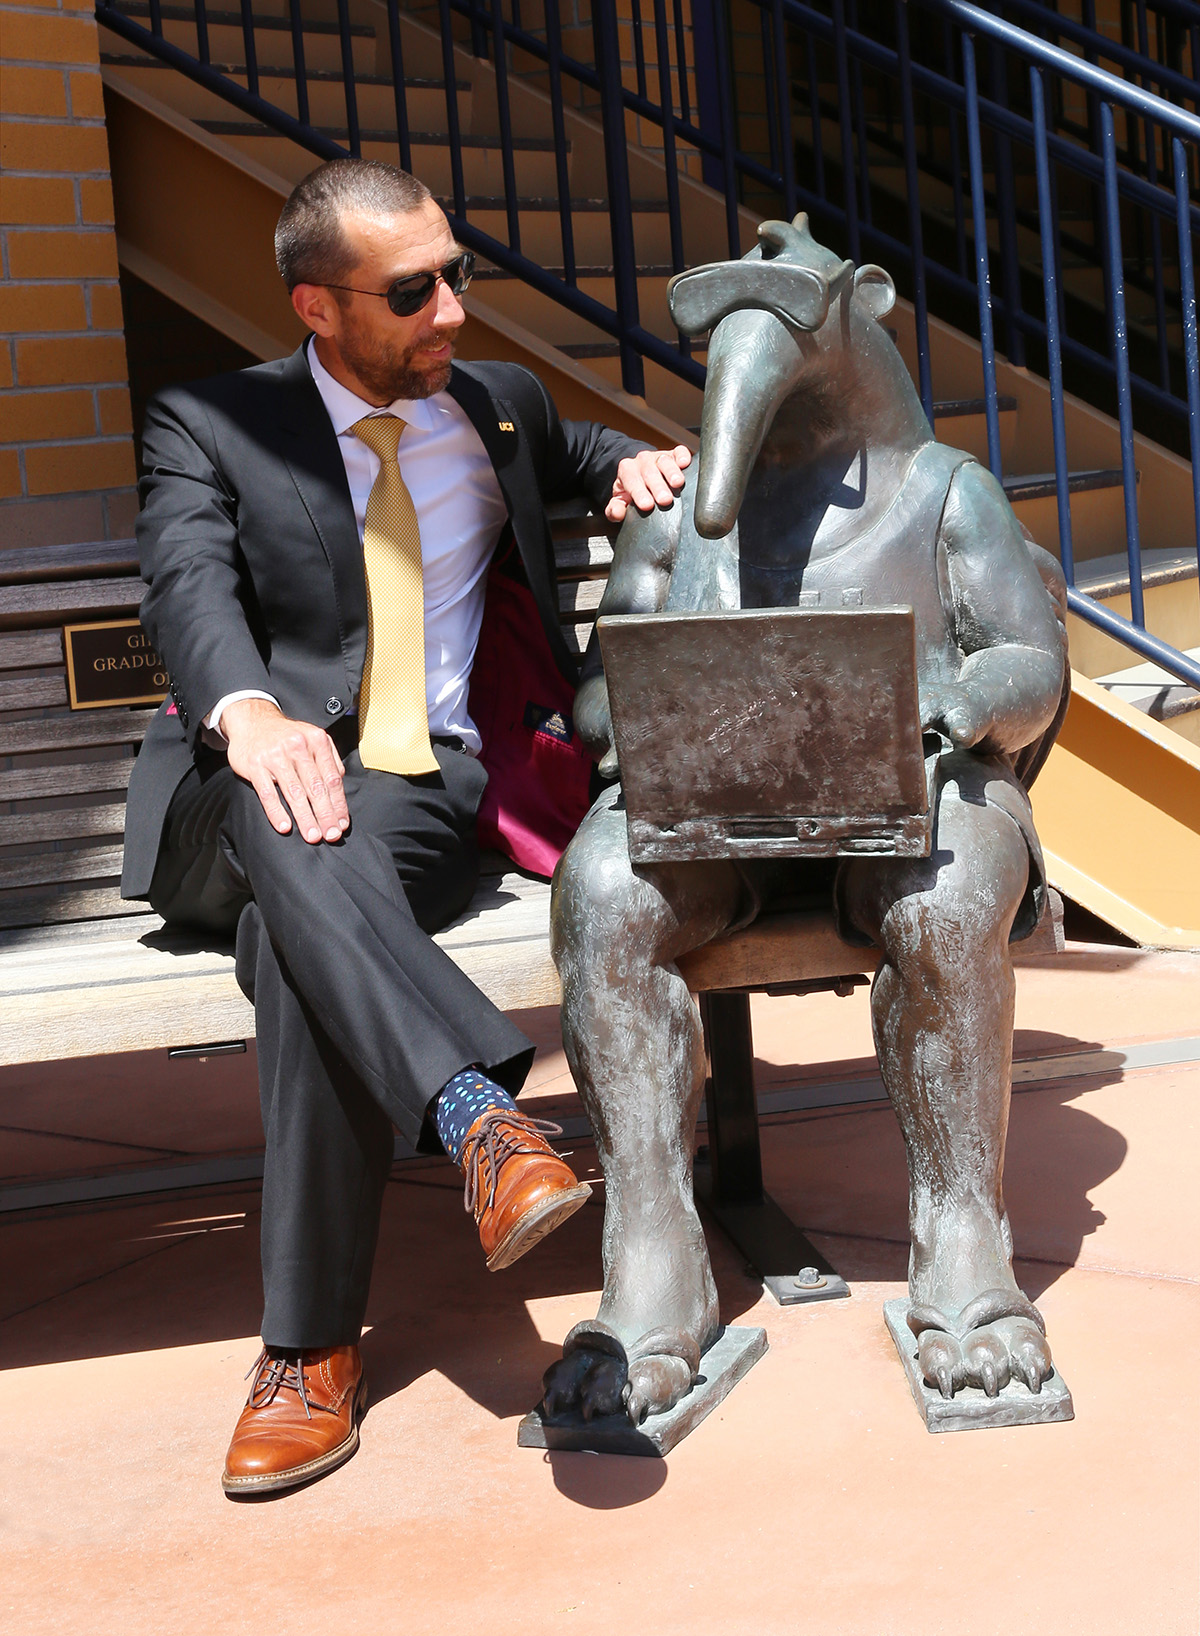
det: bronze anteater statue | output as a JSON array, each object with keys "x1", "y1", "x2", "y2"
[{"x1": 542, "y1": 215, "x2": 1070, "y2": 1426}]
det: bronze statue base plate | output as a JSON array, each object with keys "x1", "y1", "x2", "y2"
[
  {"x1": 884, "y1": 1300, "x2": 1075, "y2": 1433},
  {"x1": 517, "y1": 1324, "x2": 769, "y2": 1457}
]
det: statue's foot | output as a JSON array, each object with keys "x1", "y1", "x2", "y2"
[
  {"x1": 907, "y1": 1288, "x2": 1053, "y2": 1399},
  {"x1": 541, "y1": 1322, "x2": 705, "y2": 1426}
]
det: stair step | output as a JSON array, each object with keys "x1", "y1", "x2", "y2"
[
  {"x1": 99, "y1": 53, "x2": 466, "y2": 91},
  {"x1": 932, "y1": 396, "x2": 1018, "y2": 419},
  {"x1": 1094, "y1": 644, "x2": 1200, "y2": 721},
  {"x1": 436, "y1": 196, "x2": 670, "y2": 214},
  {"x1": 198, "y1": 120, "x2": 563, "y2": 152},
  {"x1": 111, "y1": 2, "x2": 374, "y2": 37},
  {"x1": 1002, "y1": 467, "x2": 1131, "y2": 503},
  {"x1": 477, "y1": 265, "x2": 680, "y2": 282},
  {"x1": 558, "y1": 341, "x2": 705, "y2": 361},
  {"x1": 1075, "y1": 546, "x2": 1198, "y2": 600}
]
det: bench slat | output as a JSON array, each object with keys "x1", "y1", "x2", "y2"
[
  {"x1": 0, "y1": 577, "x2": 145, "y2": 631},
  {"x1": 0, "y1": 803, "x2": 126, "y2": 848},
  {"x1": 0, "y1": 844, "x2": 124, "y2": 891},
  {"x1": 0, "y1": 870, "x2": 561, "y2": 1060},
  {"x1": 0, "y1": 758, "x2": 134, "y2": 803},
  {"x1": 553, "y1": 537, "x2": 614, "y2": 579},
  {"x1": 0, "y1": 632, "x2": 63, "y2": 671},
  {"x1": 0, "y1": 882, "x2": 141, "y2": 931},
  {"x1": 0, "y1": 708, "x2": 157, "y2": 756},
  {"x1": 558, "y1": 578, "x2": 604, "y2": 621},
  {"x1": 0, "y1": 540, "x2": 139, "y2": 587},
  {"x1": 0, "y1": 675, "x2": 69, "y2": 711},
  {"x1": 678, "y1": 909, "x2": 881, "y2": 991}
]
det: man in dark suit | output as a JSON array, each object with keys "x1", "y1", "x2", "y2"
[{"x1": 121, "y1": 158, "x2": 689, "y2": 1496}]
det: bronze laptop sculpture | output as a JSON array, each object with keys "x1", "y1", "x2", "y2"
[{"x1": 543, "y1": 215, "x2": 1070, "y2": 1425}]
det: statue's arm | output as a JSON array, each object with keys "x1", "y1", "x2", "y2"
[
  {"x1": 576, "y1": 494, "x2": 682, "y2": 776},
  {"x1": 933, "y1": 461, "x2": 1068, "y2": 757}
]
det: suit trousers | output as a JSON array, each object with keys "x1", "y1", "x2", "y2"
[{"x1": 148, "y1": 740, "x2": 535, "y2": 1349}]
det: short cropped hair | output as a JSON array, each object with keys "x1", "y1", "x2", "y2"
[{"x1": 275, "y1": 158, "x2": 433, "y2": 289}]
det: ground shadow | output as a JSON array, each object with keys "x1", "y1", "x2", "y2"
[
  {"x1": 544, "y1": 1448, "x2": 669, "y2": 1506},
  {"x1": 0, "y1": 1024, "x2": 1132, "y2": 1449}
]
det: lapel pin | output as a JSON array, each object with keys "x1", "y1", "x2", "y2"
[{"x1": 498, "y1": 420, "x2": 515, "y2": 432}]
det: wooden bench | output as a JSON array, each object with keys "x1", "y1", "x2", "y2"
[{"x1": 0, "y1": 512, "x2": 1062, "y2": 1298}]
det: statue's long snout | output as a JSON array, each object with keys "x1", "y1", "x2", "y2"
[
  {"x1": 669, "y1": 244, "x2": 853, "y2": 540},
  {"x1": 692, "y1": 307, "x2": 806, "y2": 539}
]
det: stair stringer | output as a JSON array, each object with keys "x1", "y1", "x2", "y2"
[{"x1": 1031, "y1": 671, "x2": 1200, "y2": 948}]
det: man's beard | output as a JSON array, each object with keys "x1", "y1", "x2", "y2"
[{"x1": 337, "y1": 312, "x2": 454, "y2": 401}]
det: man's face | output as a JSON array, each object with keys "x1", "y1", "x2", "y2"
[{"x1": 308, "y1": 200, "x2": 466, "y2": 403}]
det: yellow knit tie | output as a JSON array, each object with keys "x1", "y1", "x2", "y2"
[{"x1": 350, "y1": 414, "x2": 439, "y2": 776}]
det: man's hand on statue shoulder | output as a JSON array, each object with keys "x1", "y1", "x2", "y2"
[
  {"x1": 605, "y1": 445, "x2": 692, "y2": 523},
  {"x1": 221, "y1": 698, "x2": 350, "y2": 844}
]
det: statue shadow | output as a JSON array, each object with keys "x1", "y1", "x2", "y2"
[
  {"x1": 0, "y1": 1017, "x2": 1133, "y2": 1513},
  {"x1": 542, "y1": 1449, "x2": 668, "y2": 1506},
  {"x1": 756, "y1": 1024, "x2": 1131, "y2": 1306}
]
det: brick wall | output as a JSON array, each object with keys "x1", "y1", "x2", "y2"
[{"x1": 0, "y1": 0, "x2": 138, "y2": 549}]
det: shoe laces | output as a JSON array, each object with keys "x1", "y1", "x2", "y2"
[
  {"x1": 460, "y1": 1108, "x2": 569, "y2": 1216},
  {"x1": 244, "y1": 1348, "x2": 338, "y2": 1420}
]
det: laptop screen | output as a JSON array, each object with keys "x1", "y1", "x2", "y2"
[{"x1": 598, "y1": 608, "x2": 931, "y2": 863}]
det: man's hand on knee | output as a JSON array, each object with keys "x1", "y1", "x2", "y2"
[{"x1": 222, "y1": 698, "x2": 350, "y2": 844}]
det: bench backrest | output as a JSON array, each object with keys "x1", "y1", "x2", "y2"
[{"x1": 0, "y1": 505, "x2": 617, "y2": 933}]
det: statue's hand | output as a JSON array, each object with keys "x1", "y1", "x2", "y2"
[
  {"x1": 923, "y1": 680, "x2": 996, "y2": 750},
  {"x1": 925, "y1": 642, "x2": 1063, "y2": 756}
]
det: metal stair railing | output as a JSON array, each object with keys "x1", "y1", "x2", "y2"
[
  {"x1": 992, "y1": 0, "x2": 1200, "y2": 113},
  {"x1": 93, "y1": 0, "x2": 1200, "y2": 690}
]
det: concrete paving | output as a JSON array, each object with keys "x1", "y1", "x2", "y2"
[{"x1": 1, "y1": 940, "x2": 1197, "y2": 1635}]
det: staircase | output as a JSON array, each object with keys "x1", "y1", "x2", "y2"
[{"x1": 93, "y1": 0, "x2": 1200, "y2": 944}]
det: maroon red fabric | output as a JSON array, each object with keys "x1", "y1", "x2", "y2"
[{"x1": 468, "y1": 563, "x2": 592, "y2": 879}]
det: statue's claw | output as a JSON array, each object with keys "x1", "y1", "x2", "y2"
[
  {"x1": 579, "y1": 1356, "x2": 626, "y2": 1420},
  {"x1": 541, "y1": 1322, "x2": 630, "y2": 1421},
  {"x1": 541, "y1": 1348, "x2": 594, "y2": 1419},
  {"x1": 540, "y1": 1322, "x2": 704, "y2": 1425},
  {"x1": 910, "y1": 1298, "x2": 1053, "y2": 1398},
  {"x1": 623, "y1": 1327, "x2": 703, "y2": 1425}
]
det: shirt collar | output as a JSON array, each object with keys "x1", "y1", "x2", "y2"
[{"x1": 306, "y1": 336, "x2": 448, "y2": 437}]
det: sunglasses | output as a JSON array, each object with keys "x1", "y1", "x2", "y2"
[{"x1": 326, "y1": 251, "x2": 476, "y2": 317}]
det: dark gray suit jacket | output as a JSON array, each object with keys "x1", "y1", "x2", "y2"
[{"x1": 121, "y1": 345, "x2": 644, "y2": 898}]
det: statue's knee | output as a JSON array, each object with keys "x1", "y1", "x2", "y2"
[
  {"x1": 553, "y1": 844, "x2": 662, "y2": 966},
  {"x1": 876, "y1": 843, "x2": 1027, "y2": 980}
]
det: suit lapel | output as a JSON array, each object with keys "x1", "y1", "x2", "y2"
[
  {"x1": 276, "y1": 345, "x2": 368, "y2": 682},
  {"x1": 447, "y1": 364, "x2": 574, "y2": 676}
]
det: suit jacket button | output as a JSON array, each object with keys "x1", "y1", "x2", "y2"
[{"x1": 325, "y1": 697, "x2": 342, "y2": 716}]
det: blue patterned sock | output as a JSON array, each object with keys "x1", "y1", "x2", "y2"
[{"x1": 434, "y1": 1068, "x2": 519, "y2": 1163}]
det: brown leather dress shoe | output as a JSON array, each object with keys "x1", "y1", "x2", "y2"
[
  {"x1": 222, "y1": 1345, "x2": 366, "y2": 1496},
  {"x1": 460, "y1": 1107, "x2": 592, "y2": 1271}
]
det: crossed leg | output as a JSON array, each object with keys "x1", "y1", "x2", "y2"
[
  {"x1": 840, "y1": 788, "x2": 1054, "y2": 1397},
  {"x1": 544, "y1": 783, "x2": 749, "y2": 1423}
]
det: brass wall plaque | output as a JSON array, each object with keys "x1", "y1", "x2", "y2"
[{"x1": 63, "y1": 619, "x2": 170, "y2": 709}]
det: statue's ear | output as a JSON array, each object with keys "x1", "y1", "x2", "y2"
[
  {"x1": 668, "y1": 260, "x2": 832, "y2": 336},
  {"x1": 854, "y1": 264, "x2": 896, "y2": 320}
]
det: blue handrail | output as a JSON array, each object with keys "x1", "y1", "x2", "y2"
[{"x1": 93, "y1": 0, "x2": 1199, "y2": 691}]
